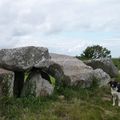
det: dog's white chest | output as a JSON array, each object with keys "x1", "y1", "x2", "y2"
[
  {"x1": 111, "y1": 88, "x2": 118, "y2": 95},
  {"x1": 111, "y1": 88, "x2": 120, "y2": 97}
]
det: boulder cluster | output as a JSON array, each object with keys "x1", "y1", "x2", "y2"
[
  {"x1": 0, "y1": 46, "x2": 53, "y2": 97},
  {"x1": 0, "y1": 46, "x2": 119, "y2": 98}
]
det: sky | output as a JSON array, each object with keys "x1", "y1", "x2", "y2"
[{"x1": 0, "y1": 0, "x2": 120, "y2": 57}]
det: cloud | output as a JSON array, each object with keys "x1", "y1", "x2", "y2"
[
  {"x1": 1, "y1": 0, "x2": 120, "y2": 35},
  {"x1": 0, "y1": 0, "x2": 120, "y2": 57}
]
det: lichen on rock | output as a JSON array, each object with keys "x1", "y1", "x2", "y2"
[{"x1": 0, "y1": 68, "x2": 14, "y2": 97}]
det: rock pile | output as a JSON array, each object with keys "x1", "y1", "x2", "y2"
[
  {"x1": 84, "y1": 58, "x2": 119, "y2": 78},
  {"x1": 0, "y1": 46, "x2": 53, "y2": 97},
  {"x1": 0, "y1": 46, "x2": 114, "y2": 98},
  {"x1": 48, "y1": 53, "x2": 111, "y2": 88}
]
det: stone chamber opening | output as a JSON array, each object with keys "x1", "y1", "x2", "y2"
[
  {"x1": 13, "y1": 68, "x2": 56, "y2": 97},
  {"x1": 13, "y1": 71, "x2": 24, "y2": 97}
]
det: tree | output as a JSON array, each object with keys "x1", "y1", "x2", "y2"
[{"x1": 79, "y1": 45, "x2": 111, "y2": 59}]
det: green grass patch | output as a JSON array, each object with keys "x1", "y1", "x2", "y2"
[
  {"x1": 112, "y1": 58, "x2": 120, "y2": 70},
  {"x1": 1, "y1": 85, "x2": 120, "y2": 120}
]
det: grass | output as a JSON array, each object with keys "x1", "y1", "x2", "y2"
[
  {"x1": 112, "y1": 58, "x2": 120, "y2": 70},
  {"x1": 112, "y1": 58, "x2": 120, "y2": 81},
  {"x1": 0, "y1": 58, "x2": 120, "y2": 120},
  {"x1": 1, "y1": 84, "x2": 120, "y2": 120}
]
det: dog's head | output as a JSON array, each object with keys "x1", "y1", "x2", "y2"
[{"x1": 108, "y1": 81, "x2": 118, "y2": 89}]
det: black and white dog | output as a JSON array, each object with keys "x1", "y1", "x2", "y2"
[{"x1": 109, "y1": 81, "x2": 120, "y2": 106}]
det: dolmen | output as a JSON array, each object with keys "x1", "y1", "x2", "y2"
[
  {"x1": 0, "y1": 46, "x2": 116, "y2": 98},
  {"x1": 0, "y1": 46, "x2": 53, "y2": 97}
]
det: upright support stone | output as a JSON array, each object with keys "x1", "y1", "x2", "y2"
[
  {"x1": 14, "y1": 71, "x2": 24, "y2": 97},
  {"x1": 22, "y1": 71, "x2": 53, "y2": 97},
  {"x1": 0, "y1": 68, "x2": 14, "y2": 97}
]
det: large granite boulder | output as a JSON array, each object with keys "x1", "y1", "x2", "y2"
[
  {"x1": 84, "y1": 58, "x2": 119, "y2": 78},
  {"x1": 48, "y1": 53, "x2": 94, "y2": 88},
  {"x1": 92, "y1": 69, "x2": 111, "y2": 87},
  {"x1": 0, "y1": 68, "x2": 14, "y2": 97},
  {"x1": 0, "y1": 46, "x2": 50, "y2": 71},
  {"x1": 22, "y1": 70, "x2": 54, "y2": 97}
]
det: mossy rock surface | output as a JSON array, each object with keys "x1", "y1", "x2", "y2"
[{"x1": 0, "y1": 68, "x2": 14, "y2": 97}]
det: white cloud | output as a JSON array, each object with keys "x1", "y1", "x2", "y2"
[
  {"x1": 0, "y1": 0, "x2": 120, "y2": 57},
  {"x1": 1, "y1": 0, "x2": 120, "y2": 34}
]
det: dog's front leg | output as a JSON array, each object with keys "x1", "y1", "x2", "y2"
[{"x1": 112, "y1": 95, "x2": 116, "y2": 106}]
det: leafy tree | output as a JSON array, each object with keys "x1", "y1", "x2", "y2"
[{"x1": 79, "y1": 45, "x2": 111, "y2": 59}]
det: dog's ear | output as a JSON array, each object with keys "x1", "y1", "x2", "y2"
[
  {"x1": 114, "y1": 81, "x2": 118, "y2": 86},
  {"x1": 108, "y1": 81, "x2": 118, "y2": 87},
  {"x1": 108, "y1": 81, "x2": 113, "y2": 86},
  {"x1": 108, "y1": 81, "x2": 112, "y2": 85}
]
